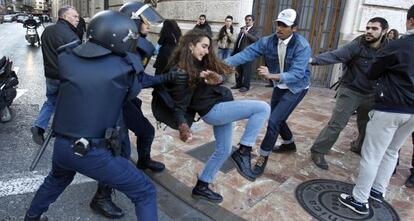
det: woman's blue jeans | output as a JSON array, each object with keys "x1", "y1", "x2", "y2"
[{"x1": 199, "y1": 100, "x2": 270, "y2": 183}]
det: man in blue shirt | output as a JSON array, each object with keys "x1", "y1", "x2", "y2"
[{"x1": 225, "y1": 9, "x2": 311, "y2": 180}]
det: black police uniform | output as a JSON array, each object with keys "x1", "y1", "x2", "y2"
[
  {"x1": 24, "y1": 11, "x2": 158, "y2": 221},
  {"x1": 120, "y1": 1, "x2": 166, "y2": 172}
]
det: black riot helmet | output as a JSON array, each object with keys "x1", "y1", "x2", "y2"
[
  {"x1": 119, "y1": 1, "x2": 163, "y2": 32},
  {"x1": 75, "y1": 10, "x2": 139, "y2": 57}
]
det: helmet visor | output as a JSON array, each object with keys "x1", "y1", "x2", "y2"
[{"x1": 130, "y1": 4, "x2": 163, "y2": 25}]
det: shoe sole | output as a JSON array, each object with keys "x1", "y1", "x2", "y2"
[
  {"x1": 191, "y1": 194, "x2": 223, "y2": 204},
  {"x1": 338, "y1": 197, "x2": 369, "y2": 215},
  {"x1": 231, "y1": 156, "x2": 256, "y2": 182},
  {"x1": 272, "y1": 148, "x2": 297, "y2": 153},
  {"x1": 369, "y1": 195, "x2": 383, "y2": 203},
  {"x1": 136, "y1": 165, "x2": 165, "y2": 173},
  {"x1": 89, "y1": 202, "x2": 125, "y2": 219}
]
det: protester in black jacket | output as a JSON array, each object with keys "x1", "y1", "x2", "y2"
[
  {"x1": 338, "y1": 5, "x2": 414, "y2": 215},
  {"x1": 154, "y1": 19, "x2": 181, "y2": 75},
  {"x1": 160, "y1": 30, "x2": 270, "y2": 203}
]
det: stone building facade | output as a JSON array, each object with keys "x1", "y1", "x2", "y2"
[{"x1": 50, "y1": 0, "x2": 413, "y2": 87}]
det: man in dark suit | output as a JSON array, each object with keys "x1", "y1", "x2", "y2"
[{"x1": 231, "y1": 15, "x2": 259, "y2": 92}]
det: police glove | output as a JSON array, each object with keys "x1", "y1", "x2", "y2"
[{"x1": 159, "y1": 67, "x2": 188, "y2": 84}]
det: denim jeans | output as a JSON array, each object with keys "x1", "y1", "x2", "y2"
[
  {"x1": 34, "y1": 78, "x2": 60, "y2": 129},
  {"x1": 260, "y1": 87, "x2": 308, "y2": 156},
  {"x1": 199, "y1": 100, "x2": 270, "y2": 183},
  {"x1": 353, "y1": 111, "x2": 414, "y2": 203},
  {"x1": 27, "y1": 136, "x2": 158, "y2": 220},
  {"x1": 218, "y1": 48, "x2": 233, "y2": 60}
]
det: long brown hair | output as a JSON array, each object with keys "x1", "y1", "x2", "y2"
[{"x1": 167, "y1": 29, "x2": 234, "y2": 85}]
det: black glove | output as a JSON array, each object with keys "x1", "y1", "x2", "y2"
[{"x1": 159, "y1": 67, "x2": 188, "y2": 84}]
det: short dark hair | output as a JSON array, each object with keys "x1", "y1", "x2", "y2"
[
  {"x1": 225, "y1": 15, "x2": 233, "y2": 20},
  {"x1": 408, "y1": 4, "x2": 414, "y2": 20},
  {"x1": 199, "y1": 14, "x2": 206, "y2": 19},
  {"x1": 58, "y1": 5, "x2": 76, "y2": 18},
  {"x1": 245, "y1": 15, "x2": 255, "y2": 21},
  {"x1": 368, "y1": 17, "x2": 389, "y2": 30}
]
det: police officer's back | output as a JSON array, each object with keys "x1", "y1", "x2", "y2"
[{"x1": 24, "y1": 10, "x2": 158, "y2": 221}]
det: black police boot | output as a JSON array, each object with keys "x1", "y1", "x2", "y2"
[
  {"x1": 30, "y1": 126, "x2": 45, "y2": 145},
  {"x1": 90, "y1": 184, "x2": 124, "y2": 219},
  {"x1": 137, "y1": 157, "x2": 165, "y2": 172},
  {"x1": 253, "y1": 155, "x2": 268, "y2": 177},
  {"x1": 24, "y1": 213, "x2": 48, "y2": 221},
  {"x1": 231, "y1": 144, "x2": 256, "y2": 181},
  {"x1": 192, "y1": 179, "x2": 223, "y2": 204}
]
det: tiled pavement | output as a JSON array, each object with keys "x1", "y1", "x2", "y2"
[{"x1": 131, "y1": 79, "x2": 414, "y2": 220}]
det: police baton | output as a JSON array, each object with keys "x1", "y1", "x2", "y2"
[{"x1": 29, "y1": 129, "x2": 53, "y2": 171}]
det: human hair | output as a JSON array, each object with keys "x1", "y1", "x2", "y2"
[
  {"x1": 58, "y1": 5, "x2": 76, "y2": 18},
  {"x1": 387, "y1": 29, "x2": 399, "y2": 40},
  {"x1": 408, "y1": 4, "x2": 414, "y2": 20},
  {"x1": 368, "y1": 17, "x2": 389, "y2": 30},
  {"x1": 160, "y1": 19, "x2": 182, "y2": 43},
  {"x1": 199, "y1": 14, "x2": 206, "y2": 19},
  {"x1": 218, "y1": 16, "x2": 234, "y2": 43},
  {"x1": 168, "y1": 29, "x2": 233, "y2": 86},
  {"x1": 245, "y1": 14, "x2": 255, "y2": 21}
]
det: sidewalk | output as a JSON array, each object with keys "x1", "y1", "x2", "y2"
[{"x1": 134, "y1": 66, "x2": 414, "y2": 220}]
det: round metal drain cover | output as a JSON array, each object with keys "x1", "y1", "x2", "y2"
[{"x1": 295, "y1": 179, "x2": 400, "y2": 221}]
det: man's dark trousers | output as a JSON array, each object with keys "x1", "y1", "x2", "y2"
[
  {"x1": 26, "y1": 136, "x2": 158, "y2": 220},
  {"x1": 260, "y1": 87, "x2": 308, "y2": 154},
  {"x1": 235, "y1": 62, "x2": 254, "y2": 89},
  {"x1": 311, "y1": 86, "x2": 375, "y2": 154}
]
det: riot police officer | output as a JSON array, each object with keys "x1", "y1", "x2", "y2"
[
  {"x1": 23, "y1": 10, "x2": 170, "y2": 221},
  {"x1": 119, "y1": 2, "x2": 166, "y2": 173}
]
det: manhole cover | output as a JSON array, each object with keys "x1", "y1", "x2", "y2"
[{"x1": 295, "y1": 179, "x2": 400, "y2": 221}]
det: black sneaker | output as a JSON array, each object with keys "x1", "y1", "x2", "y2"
[
  {"x1": 369, "y1": 188, "x2": 384, "y2": 203},
  {"x1": 272, "y1": 142, "x2": 296, "y2": 153},
  {"x1": 405, "y1": 172, "x2": 414, "y2": 188},
  {"x1": 192, "y1": 184, "x2": 223, "y2": 204},
  {"x1": 30, "y1": 126, "x2": 45, "y2": 145},
  {"x1": 338, "y1": 193, "x2": 369, "y2": 215}
]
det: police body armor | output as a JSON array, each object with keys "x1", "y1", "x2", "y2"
[{"x1": 52, "y1": 42, "x2": 144, "y2": 139}]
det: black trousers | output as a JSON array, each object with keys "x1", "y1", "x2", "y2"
[
  {"x1": 123, "y1": 97, "x2": 155, "y2": 160},
  {"x1": 235, "y1": 61, "x2": 254, "y2": 89}
]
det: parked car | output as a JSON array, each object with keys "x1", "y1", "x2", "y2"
[
  {"x1": 3, "y1": 14, "x2": 15, "y2": 22},
  {"x1": 16, "y1": 14, "x2": 28, "y2": 23}
]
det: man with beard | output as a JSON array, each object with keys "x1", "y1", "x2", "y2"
[{"x1": 309, "y1": 17, "x2": 389, "y2": 170}]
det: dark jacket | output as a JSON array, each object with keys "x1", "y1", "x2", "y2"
[
  {"x1": 41, "y1": 19, "x2": 79, "y2": 79},
  {"x1": 165, "y1": 65, "x2": 233, "y2": 125},
  {"x1": 193, "y1": 23, "x2": 212, "y2": 38},
  {"x1": 153, "y1": 32, "x2": 179, "y2": 74},
  {"x1": 76, "y1": 17, "x2": 86, "y2": 40},
  {"x1": 367, "y1": 34, "x2": 414, "y2": 114},
  {"x1": 232, "y1": 26, "x2": 259, "y2": 55},
  {"x1": 311, "y1": 35, "x2": 389, "y2": 94},
  {"x1": 23, "y1": 18, "x2": 39, "y2": 28}
]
